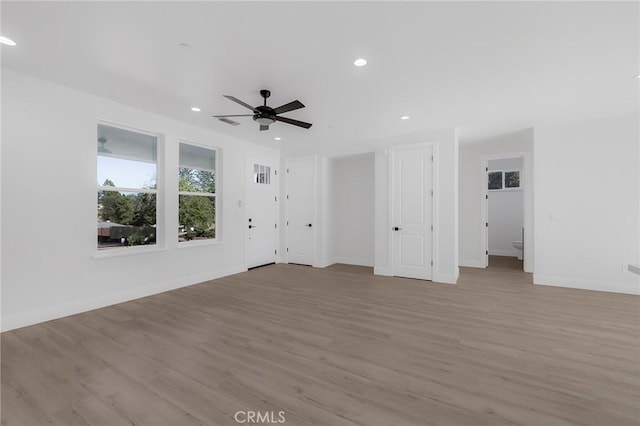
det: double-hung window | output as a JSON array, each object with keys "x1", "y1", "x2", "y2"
[
  {"x1": 178, "y1": 142, "x2": 217, "y2": 242},
  {"x1": 97, "y1": 124, "x2": 158, "y2": 250}
]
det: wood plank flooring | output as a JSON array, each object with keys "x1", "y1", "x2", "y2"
[
  {"x1": 2, "y1": 264, "x2": 639, "y2": 425},
  {"x1": 488, "y1": 255, "x2": 523, "y2": 271}
]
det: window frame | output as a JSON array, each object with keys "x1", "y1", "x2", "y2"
[
  {"x1": 177, "y1": 140, "x2": 219, "y2": 246},
  {"x1": 95, "y1": 121, "x2": 164, "y2": 256},
  {"x1": 488, "y1": 169, "x2": 522, "y2": 191}
]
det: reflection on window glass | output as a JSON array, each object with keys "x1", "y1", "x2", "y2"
[
  {"x1": 97, "y1": 191, "x2": 157, "y2": 249},
  {"x1": 488, "y1": 171, "x2": 503, "y2": 190}
]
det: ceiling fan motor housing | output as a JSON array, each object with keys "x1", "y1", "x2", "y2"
[{"x1": 253, "y1": 105, "x2": 276, "y2": 125}]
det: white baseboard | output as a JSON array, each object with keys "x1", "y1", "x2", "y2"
[
  {"x1": 459, "y1": 259, "x2": 486, "y2": 268},
  {"x1": 434, "y1": 268, "x2": 459, "y2": 284},
  {"x1": 489, "y1": 249, "x2": 518, "y2": 257},
  {"x1": 374, "y1": 267, "x2": 459, "y2": 284},
  {"x1": 374, "y1": 267, "x2": 392, "y2": 276},
  {"x1": 1, "y1": 264, "x2": 247, "y2": 332},
  {"x1": 331, "y1": 256, "x2": 374, "y2": 268},
  {"x1": 533, "y1": 274, "x2": 640, "y2": 295}
]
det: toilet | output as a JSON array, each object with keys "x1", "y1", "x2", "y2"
[{"x1": 512, "y1": 241, "x2": 523, "y2": 260}]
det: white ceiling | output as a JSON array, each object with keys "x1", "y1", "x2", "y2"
[{"x1": 2, "y1": 1, "x2": 638, "y2": 154}]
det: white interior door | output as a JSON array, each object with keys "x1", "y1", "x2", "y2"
[
  {"x1": 286, "y1": 157, "x2": 315, "y2": 266},
  {"x1": 246, "y1": 156, "x2": 277, "y2": 268},
  {"x1": 391, "y1": 145, "x2": 433, "y2": 280}
]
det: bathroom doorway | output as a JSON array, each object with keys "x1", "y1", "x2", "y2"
[{"x1": 482, "y1": 154, "x2": 528, "y2": 272}]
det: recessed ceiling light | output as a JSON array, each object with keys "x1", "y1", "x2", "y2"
[
  {"x1": 400, "y1": 116, "x2": 410, "y2": 120},
  {"x1": 191, "y1": 107, "x2": 201, "y2": 112},
  {"x1": 0, "y1": 36, "x2": 16, "y2": 46},
  {"x1": 274, "y1": 137, "x2": 282, "y2": 141},
  {"x1": 354, "y1": 58, "x2": 367, "y2": 67}
]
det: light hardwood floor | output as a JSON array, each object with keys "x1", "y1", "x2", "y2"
[{"x1": 2, "y1": 264, "x2": 639, "y2": 425}]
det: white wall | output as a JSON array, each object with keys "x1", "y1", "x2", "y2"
[
  {"x1": 459, "y1": 129, "x2": 533, "y2": 269},
  {"x1": 534, "y1": 114, "x2": 640, "y2": 295},
  {"x1": 373, "y1": 129, "x2": 459, "y2": 284},
  {"x1": 488, "y1": 157, "x2": 524, "y2": 257},
  {"x1": 328, "y1": 153, "x2": 375, "y2": 266},
  {"x1": 1, "y1": 70, "x2": 279, "y2": 331}
]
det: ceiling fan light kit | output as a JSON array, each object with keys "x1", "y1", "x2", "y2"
[{"x1": 213, "y1": 89, "x2": 312, "y2": 131}]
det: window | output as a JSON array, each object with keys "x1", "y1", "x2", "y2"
[
  {"x1": 488, "y1": 171, "x2": 503, "y2": 190},
  {"x1": 178, "y1": 143, "x2": 217, "y2": 242},
  {"x1": 505, "y1": 171, "x2": 520, "y2": 188},
  {"x1": 488, "y1": 170, "x2": 521, "y2": 191},
  {"x1": 253, "y1": 163, "x2": 271, "y2": 184},
  {"x1": 97, "y1": 124, "x2": 158, "y2": 250}
]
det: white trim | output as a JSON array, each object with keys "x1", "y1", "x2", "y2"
[
  {"x1": 534, "y1": 275, "x2": 640, "y2": 296},
  {"x1": 459, "y1": 259, "x2": 486, "y2": 268},
  {"x1": 481, "y1": 151, "x2": 533, "y2": 272},
  {"x1": 373, "y1": 267, "x2": 392, "y2": 276},
  {"x1": 433, "y1": 268, "x2": 459, "y2": 284},
  {"x1": 176, "y1": 239, "x2": 222, "y2": 249},
  {"x1": 488, "y1": 250, "x2": 519, "y2": 257},
  {"x1": 92, "y1": 246, "x2": 168, "y2": 259},
  {"x1": 98, "y1": 186, "x2": 157, "y2": 194},
  {"x1": 331, "y1": 256, "x2": 374, "y2": 268},
  {"x1": 1, "y1": 264, "x2": 247, "y2": 332},
  {"x1": 388, "y1": 141, "x2": 438, "y2": 281},
  {"x1": 315, "y1": 259, "x2": 334, "y2": 268},
  {"x1": 97, "y1": 118, "x2": 163, "y2": 138},
  {"x1": 178, "y1": 191, "x2": 216, "y2": 197}
]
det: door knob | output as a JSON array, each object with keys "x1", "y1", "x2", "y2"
[
  {"x1": 393, "y1": 227, "x2": 402, "y2": 231},
  {"x1": 249, "y1": 225, "x2": 257, "y2": 229},
  {"x1": 305, "y1": 223, "x2": 312, "y2": 227}
]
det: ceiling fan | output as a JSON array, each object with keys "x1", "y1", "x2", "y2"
[
  {"x1": 97, "y1": 137, "x2": 111, "y2": 154},
  {"x1": 213, "y1": 89, "x2": 312, "y2": 131}
]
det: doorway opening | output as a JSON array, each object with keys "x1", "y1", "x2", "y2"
[{"x1": 485, "y1": 156, "x2": 525, "y2": 272}]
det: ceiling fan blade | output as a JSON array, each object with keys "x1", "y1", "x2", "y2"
[
  {"x1": 260, "y1": 125, "x2": 269, "y2": 131},
  {"x1": 212, "y1": 114, "x2": 254, "y2": 118},
  {"x1": 274, "y1": 116, "x2": 313, "y2": 129},
  {"x1": 223, "y1": 95, "x2": 258, "y2": 112},
  {"x1": 273, "y1": 100, "x2": 305, "y2": 115},
  {"x1": 218, "y1": 118, "x2": 240, "y2": 126}
]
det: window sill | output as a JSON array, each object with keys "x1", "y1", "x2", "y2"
[
  {"x1": 488, "y1": 188, "x2": 523, "y2": 192},
  {"x1": 176, "y1": 239, "x2": 222, "y2": 249},
  {"x1": 92, "y1": 245, "x2": 168, "y2": 259}
]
